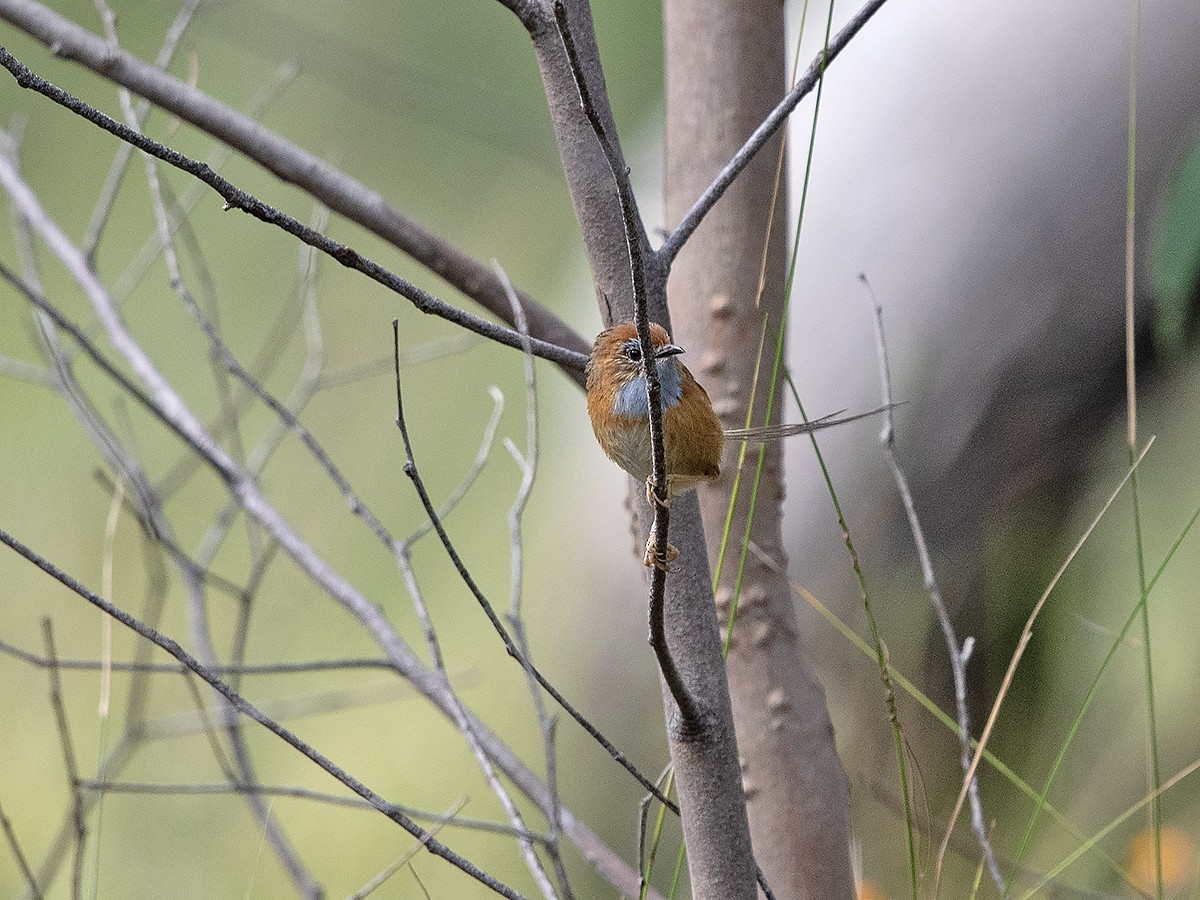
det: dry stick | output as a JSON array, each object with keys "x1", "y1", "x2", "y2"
[
  {"x1": 6, "y1": 246, "x2": 257, "y2": 621},
  {"x1": 82, "y1": 0, "x2": 202, "y2": 261},
  {"x1": 94, "y1": 465, "x2": 248, "y2": 599},
  {"x1": 497, "y1": 262, "x2": 577, "y2": 900},
  {"x1": 98, "y1": 681, "x2": 439, "y2": 744},
  {"x1": 175, "y1": 668, "x2": 239, "y2": 785},
  {"x1": 40, "y1": 621, "x2": 86, "y2": 900},
  {"x1": 0, "y1": 0, "x2": 590, "y2": 371},
  {"x1": 190, "y1": 207, "x2": 330, "y2": 708},
  {"x1": 109, "y1": 61, "x2": 299, "y2": 305},
  {"x1": 185, "y1": 207, "x2": 329, "y2": 578},
  {"x1": 1, "y1": 531, "x2": 525, "y2": 900},
  {"x1": 0, "y1": 47, "x2": 588, "y2": 378},
  {"x1": 25, "y1": 289, "x2": 164, "y2": 540},
  {"x1": 104, "y1": 55, "x2": 317, "y2": 897},
  {"x1": 118, "y1": 76, "x2": 251, "y2": 488},
  {"x1": 347, "y1": 799, "x2": 470, "y2": 900},
  {"x1": 405, "y1": 385, "x2": 505, "y2": 547},
  {"x1": 0, "y1": 800, "x2": 44, "y2": 900},
  {"x1": 0, "y1": 640, "x2": 399, "y2": 675},
  {"x1": 933, "y1": 437, "x2": 1156, "y2": 893},
  {"x1": 146, "y1": 200, "x2": 553, "y2": 894},
  {"x1": 391, "y1": 321, "x2": 678, "y2": 815},
  {"x1": 77, "y1": 781, "x2": 547, "y2": 843},
  {"x1": 387, "y1": 363, "x2": 558, "y2": 897},
  {"x1": 2, "y1": 249, "x2": 672, "y2": 843},
  {"x1": 319, "y1": 333, "x2": 482, "y2": 391},
  {"x1": 861, "y1": 274, "x2": 1004, "y2": 891},
  {"x1": 551, "y1": 0, "x2": 700, "y2": 732},
  {"x1": 20, "y1": 528, "x2": 172, "y2": 900},
  {"x1": 0, "y1": 353, "x2": 50, "y2": 382},
  {"x1": 659, "y1": 0, "x2": 892, "y2": 264},
  {"x1": 0, "y1": 150, "x2": 168, "y2": 544},
  {"x1": 0, "y1": 148, "x2": 645, "y2": 900}
]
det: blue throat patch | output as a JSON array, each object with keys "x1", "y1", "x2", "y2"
[{"x1": 612, "y1": 359, "x2": 683, "y2": 418}]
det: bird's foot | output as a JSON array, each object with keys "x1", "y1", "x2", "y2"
[
  {"x1": 643, "y1": 535, "x2": 679, "y2": 571},
  {"x1": 645, "y1": 479, "x2": 672, "y2": 510}
]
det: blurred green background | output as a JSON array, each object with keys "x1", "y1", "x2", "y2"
[
  {"x1": 2, "y1": 1, "x2": 1200, "y2": 898},
  {"x1": 1, "y1": 1, "x2": 667, "y2": 896}
]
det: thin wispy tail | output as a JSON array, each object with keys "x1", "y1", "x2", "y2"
[{"x1": 723, "y1": 403, "x2": 900, "y2": 441}]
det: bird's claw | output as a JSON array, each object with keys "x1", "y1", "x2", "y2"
[
  {"x1": 643, "y1": 536, "x2": 679, "y2": 571},
  {"x1": 645, "y1": 479, "x2": 672, "y2": 510}
]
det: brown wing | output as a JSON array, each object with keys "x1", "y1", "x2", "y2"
[{"x1": 663, "y1": 365, "x2": 723, "y2": 488}]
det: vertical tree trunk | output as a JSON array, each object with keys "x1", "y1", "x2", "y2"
[
  {"x1": 525, "y1": 2, "x2": 759, "y2": 896},
  {"x1": 664, "y1": 2, "x2": 858, "y2": 897}
]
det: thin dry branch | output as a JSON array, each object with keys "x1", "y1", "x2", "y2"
[
  {"x1": 0, "y1": 640, "x2": 397, "y2": 674},
  {"x1": 0, "y1": 47, "x2": 589, "y2": 378},
  {"x1": 81, "y1": 0, "x2": 202, "y2": 261},
  {"x1": 862, "y1": 274, "x2": 1004, "y2": 891},
  {"x1": 496, "y1": 262, "x2": 576, "y2": 900},
  {"x1": 0, "y1": 146, "x2": 650, "y2": 900},
  {"x1": 40, "y1": 621, "x2": 86, "y2": 900},
  {"x1": 391, "y1": 321, "x2": 678, "y2": 814},
  {"x1": 101, "y1": 41, "x2": 316, "y2": 887},
  {"x1": 2, "y1": 531, "x2": 525, "y2": 900},
  {"x1": 78, "y1": 782, "x2": 548, "y2": 844},
  {"x1": 0, "y1": 800, "x2": 44, "y2": 900},
  {"x1": 0, "y1": 0, "x2": 591, "y2": 370}
]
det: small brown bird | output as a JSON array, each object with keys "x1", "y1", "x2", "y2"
[{"x1": 586, "y1": 321, "x2": 884, "y2": 567}]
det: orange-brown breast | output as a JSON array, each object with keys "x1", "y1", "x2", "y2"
[{"x1": 586, "y1": 322, "x2": 724, "y2": 495}]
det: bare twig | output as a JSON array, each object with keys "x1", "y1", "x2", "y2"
[
  {"x1": 0, "y1": 639, "x2": 397, "y2": 674},
  {"x1": 0, "y1": 799, "x2": 44, "y2": 899},
  {"x1": 0, "y1": 47, "x2": 589, "y2": 378},
  {"x1": 99, "y1": 44, "x2": 318, "y2": 887},
  {"x1": 496, "y1": 262, "x2": 576, "y2": 900},
  {"x1": 109, "y1": 61, "x2": 298, "y2": 304},
  {"x1": 390, "y1": 333, "x2": 559, "y2": 900},
  {"x1": 347, "y1": 799, "x2": 470, "y2": 900},
  {"x1": 0, "y1": 138, "x2": 648, "y2": 899},
  {"x1": 405, "y1": 385, "x2": 505, "y2": 547},
  {"x1": 392, "y1": 320, "x2": 678, "y2": 814},
  {"x1": 21, "y1": 529, "x2": 170, "y2": 899},
  {"x1": 0, "y1": 0, "x2": 591, "y2": 371},
  {"x1": 40, "y1": 620, "x2": 86, "y2": 900},
  {"x1": 3, "y1": 530, "x2": 526, "y2": 900},
  {"x1": 659, "y1": 0, "x2": 891, "y2": 263},
  {"x1": 82, "y1": 0, "x2": 202, "y2": 261},
  {"x1": 0, "y1": 354, "x2": 51, "y2": 382},
  {"x1": 319, "y1": 333, "x2": 481, "y2": 391},
  {"x1": 76, "y1": 781, "x2": 549, "y2": 843},
  {"x1": 861, "y1": 274, "x2": 1004, "y2": 891}
]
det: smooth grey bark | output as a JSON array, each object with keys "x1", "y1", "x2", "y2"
[
  {"x1": 518, "y1": 2, "x2": 758, "y2": 897},
  {"x1": 664, "y1": 0, "x2": 857, "y2": 897}
]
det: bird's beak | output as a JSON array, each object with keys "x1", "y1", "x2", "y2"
[{"x1": 655, "y1": 343, "x2": 685, "y2": 359}]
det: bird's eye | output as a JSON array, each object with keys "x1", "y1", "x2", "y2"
[{"x1": 622, "y1": 341, "x2": 641, "y2": 362}]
